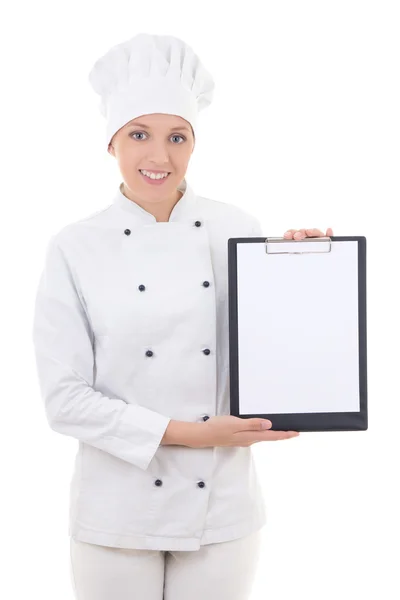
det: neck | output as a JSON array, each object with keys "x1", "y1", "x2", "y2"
[{"x1": 122, "y1": 184, "x2": 183, "y2": 222}]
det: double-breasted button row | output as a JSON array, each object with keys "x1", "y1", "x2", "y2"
[
  {"x1": 123, "y1": 220, "x2": 203, "y2": 237},
  {"x1": 145, "y1": 349, "x2": 210, "y2": 357},
  {"x1": 138, "y1": 282, "x2": 209, "y2": 292},
  {"x1": 125, "y1": 218, "x2": 209, "y2": 492},
  {"x1": 154, "y1": 479, "x2": 206, "y2": 488}
]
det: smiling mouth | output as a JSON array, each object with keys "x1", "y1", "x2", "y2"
[
  {"x1": 138, "y1": 170, "x2": 172, "y2": 182},
  {"x1": 138, "y1": 169, "x2": 171, "y2": 174}
]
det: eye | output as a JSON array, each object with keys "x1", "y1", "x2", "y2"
[
  {"x1": 130, "y1": 132, "x2": 147, "y2": 141},
  {"x1": 171, "y1": 135, "x2": 186, "y2": 144},
  {"x1": 129, "y1": 131, "x2": 186, "y2": 143}
]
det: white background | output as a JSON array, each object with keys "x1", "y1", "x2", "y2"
[{"x1": 1, "y1": 1, "x2": 399, "y2": 598}]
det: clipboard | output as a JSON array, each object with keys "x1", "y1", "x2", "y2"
[{"x1": 228, "y1": 236, "x2": 368, "y2": 432}]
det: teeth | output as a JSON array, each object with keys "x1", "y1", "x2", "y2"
[{"x1": 140, "y1": 169, "x2": 169, "y2": 180}]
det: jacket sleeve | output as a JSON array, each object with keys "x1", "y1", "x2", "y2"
[{"x1": 32, "y1": 234, "x2": 171, "y2": 471}]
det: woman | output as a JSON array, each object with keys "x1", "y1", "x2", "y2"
[{"x1": 32, "y1": 33, "x2": 333, "y2": 600}]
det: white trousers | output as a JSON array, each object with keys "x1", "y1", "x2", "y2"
[{"x1": 69, "y1": 529, "x2": 262, "y2": 600}]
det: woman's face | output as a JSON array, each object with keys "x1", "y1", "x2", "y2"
[{"x1": 108, "y1": 113, "x2": 195, "y2": 204}]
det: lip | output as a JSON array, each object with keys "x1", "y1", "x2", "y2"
[
  {"x1": 139, "y1": 169, "x2": 171, "y2": 174},
  {"x1": 139, "y1": 170, "x2": 171, "y2": 185}
]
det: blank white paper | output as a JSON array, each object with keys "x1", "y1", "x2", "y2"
[{"x1": 236, "y1": 240, "x2": 360, "y2": 415}]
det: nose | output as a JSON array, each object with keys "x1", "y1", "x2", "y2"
[{"x1": 146, "y1": 140, "x2": 170, "y2": 167}]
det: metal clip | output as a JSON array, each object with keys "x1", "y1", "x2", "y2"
[{"x1": 265, "y1": 236, "x2": 332, "y2": 254}]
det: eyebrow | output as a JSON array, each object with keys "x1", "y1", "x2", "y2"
[{"x1": 126, "y1": 121, "x2": 191, "y2": 133}]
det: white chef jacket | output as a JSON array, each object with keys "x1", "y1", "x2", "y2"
[{"x1": 32, "y1": 177, "x2": 267, "y2": 552}]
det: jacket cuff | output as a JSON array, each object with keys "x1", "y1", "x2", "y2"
[{"x1": 115, "y1": 406, "x2": 172, "y2": 470}]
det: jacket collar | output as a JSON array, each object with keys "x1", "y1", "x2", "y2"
[{"x1": 112, "y1": 177, "x2": 197, "y2": 224}]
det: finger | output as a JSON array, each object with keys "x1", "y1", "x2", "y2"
[
  {"x1": 263, "y1": 431, "x2": 298, "y2": 441},
  {"x1": 287, "y1": 229, "x2": 325, "y2": 241},
  {"x1": 238, "y1": 431, "x2": 298, "y2": 442},
  {"x1": 294, "y1": 228, "x2": 327, "y2": 240},
  {"x1": 326, "y1": 227, "x2": 334, "y2": 236},
  {"x1": 304, "y1": 228, "x2": 325, "y2": 237},
  {"x1": 283, "y1": 229, "x2": 297, "y2": 239},
  {"x1": 293, "y1": 228, "x2": 306, "y2": 240}
]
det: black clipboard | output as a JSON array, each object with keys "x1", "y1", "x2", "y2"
[{"x1": 228, "y1": 236, "x2": 368, "y2": 432}]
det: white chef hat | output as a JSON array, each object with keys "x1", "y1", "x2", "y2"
[{"x1": 88, "y1": 33, "x2": 215, "y2": 149}]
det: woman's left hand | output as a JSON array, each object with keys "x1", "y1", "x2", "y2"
[{"x1": 283, "y1": 227, "x2": 334, "y2": 240}]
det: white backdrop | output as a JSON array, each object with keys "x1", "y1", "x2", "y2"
[{"x1": 1, "y1": 1, "x2": 399, "y2": 598}]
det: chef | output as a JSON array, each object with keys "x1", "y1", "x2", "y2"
[{"x1": 32, "y1": 33, "x2": 334, "y2": 600}]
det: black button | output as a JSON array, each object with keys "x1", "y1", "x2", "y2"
[
  {"x1": 197, "y1": 481, "x2": 205, "y2": 488},
  {"x1": 194, "y1": 221, "x2": 202, "y2": 227},
  {"x1": 138, "y1": 284, "x2": 146, "y2": 291},
  {"x1": 124, "y1": 229, "x2": 131, "y2": 235},
  {"x1": 202, "y1": 281, "x2": 210, "y2": 287},
  {"x1": 146, "y1": 350, "x2": 153, "y2": 357},
  {"x1": 154, "y1": 479, "x2": 163, "y2": 486},
  {"x1": 203, "y1": 348, "x2": 211, "y2": 355},
  {"x1": 202, "y1": 415, "x2": 210, "y2": 421}
]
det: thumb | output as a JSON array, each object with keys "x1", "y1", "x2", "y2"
[{"x1": 250, "y1": 419, "x2": 272, "y2": 430}]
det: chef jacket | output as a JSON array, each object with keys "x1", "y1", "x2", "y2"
[{"x1": 32, "y1": 177, "x2": 267, "y2": 552}]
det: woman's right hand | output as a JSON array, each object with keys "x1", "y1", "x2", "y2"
[{"x1": 194, "y1": 415, "x2": 300, "y2": 448}]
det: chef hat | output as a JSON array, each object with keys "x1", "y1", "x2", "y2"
[{"x1": 88, "y1": 33, "x2": 215, "y2": 148}]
